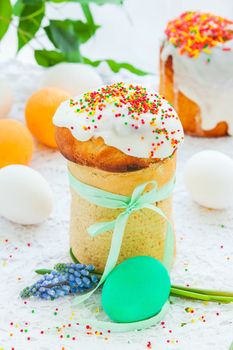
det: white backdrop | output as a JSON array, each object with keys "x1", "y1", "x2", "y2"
[{"x1": 0, "y1": 0, "x2": 233, "y2": 73}]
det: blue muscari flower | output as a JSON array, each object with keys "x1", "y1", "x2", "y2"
[{"x1": 20, "y1": 263, "x2": 99, "y2": 300}]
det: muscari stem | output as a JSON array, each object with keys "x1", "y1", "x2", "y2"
[
  {"x1": 170, "y1": 287, "x2": 233, "y2": 303},
  {"x1": 35, "y1": 269, "x2": 52, "y2": 275},
  {"x1": 69, "y1": 248, "x2": 79, "y2": 263},
  {"x1": 172, "y1": 285, "x2": 233, "y2": 297},
  {"x1": 81, "y1": 4, "x2": 95, "y2": 27}
]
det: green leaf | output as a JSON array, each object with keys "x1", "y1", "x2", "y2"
[
  {"x1": 34, "y1": 49, "x2": 66, "y2": 67},
  {"x1": 83, "y1": 57, "x2": 149, "y2": 76},
  {"x1": 13, "y1": 0, "x2": 24, "y2": 16},
  {"x1": 45, "y1": 20, "x2": 99, "y2": 61},
  {"x1": 46, "y1": 0, "x2": 124, "y2": 5},
  {"x1": 0, "y1": 0, "x2": 12, "y2": 40},
  {"x1": 13, "y1": 0, "x2": 40, "y2": 16},
  {"x1": 87, "y1": 0, "x2": 124, "y2": 3},
  {"x1": 106, "y1": 60, "x2": 149, "y2": 76},
  {"x1": 35, "y1": 269, "x2": 52, "y2": 275},
  {"x1": 35, "y1": 52, "x2": 149, "y2": 77},
  {"x1": 82, "y1": 57, "x2": 101, "y2": 67},
  {"x1": 17, "y1": 0, "x2": 45, "y2": 51},
  {"x1": 45, "y1": 20, "x2": 81, "y2": 62}
]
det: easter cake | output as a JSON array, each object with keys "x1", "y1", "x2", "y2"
[
  {"x1": 53, "y1": 83, "x2": 184, "y2": 272},
  {"x1": 160, "y1": 12, "x2": 233, "y2": 137}
]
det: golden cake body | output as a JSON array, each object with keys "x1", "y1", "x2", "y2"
[
  {"x1": 53, "y1": 83, "x2": 184, "y2": 272},
  {"x1": 68, "y1": 157, "x2": 175, "y2": 272},
  {"x1": 160, "y1": 12, "x2": 233, "y2": 137}
]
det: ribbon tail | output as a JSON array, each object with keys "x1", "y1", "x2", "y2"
[
  {"x1": 73, "y1": 212, "x2": 129, "y2": 305},
  {"x1": 163, "y1": 219, "x2": 174, "y2": 271},
  {"x1": 75, "y1": 301, "x2": 169, "y2": 332},
  {"x1": 101, "y1": 212, "x2": 129, "y2": 280},
  {"x1": 143, "y1": 204, "x2": 174, "y2": 272},
  {"x1": 88, "y1": 220, "x2": 116, "y2": 237},
  {"x1": 147, "y1": 203, "x2": 174, "y2": 271}
]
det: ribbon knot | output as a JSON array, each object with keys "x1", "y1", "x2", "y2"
[
  {"x1": 68, "y1": 170, "x2": 175, "y2": 305},
  {"x1": 125, "y1": 202, "x2": 137, "y2": 214}
]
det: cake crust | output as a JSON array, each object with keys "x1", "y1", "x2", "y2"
[
  {"x1": 55, "y1": 126, "x2": 161, "y2": 172},
  {"x1": 159, "y1": 54, "x2": 228, "y2": 137}
]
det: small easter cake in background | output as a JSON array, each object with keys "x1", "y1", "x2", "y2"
[
  {"x1": 53, "y1": 83, "x2": 184, "y2": 272},
  {"x1": 160, "y1": 12, "x2": 233, "y2": 137}
]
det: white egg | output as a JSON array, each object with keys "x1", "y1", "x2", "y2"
[
  {"x1": 184, "y1": 150, "x2": 233, "y2": 209},
  {"x1": 41, "y1": 63, "x2": 103, "y2": 96},
  {"x1": 0, "y1": 165, "x2": 53, "y2": 225},
  {"x1": 0, "y1": 79, "x2": 13, "y2": 118}
]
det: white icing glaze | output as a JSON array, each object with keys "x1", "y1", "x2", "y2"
[
  {"x1": 161, "y1": 39, "x2": 233, "y2": 134},
  {"x1": 53, "y1": 83, "x2": 184, "y2": 159}
]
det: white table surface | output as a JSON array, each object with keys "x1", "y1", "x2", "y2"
[{"x1": 0, "y1": 60, "x2": 233, "y2": 350}]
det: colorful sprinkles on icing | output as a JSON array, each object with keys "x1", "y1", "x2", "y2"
[
  {"x1": 70, "y1": 83, "x2": 164, "y2": 117},
  {"x1": 165, "y1": 12, "x2": 233, "y2": 58},
  {"x1": 54, "y1": 82, "x2": 184, "y2": 159}
]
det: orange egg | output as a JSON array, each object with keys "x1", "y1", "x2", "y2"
[
  {"x1": 0, "y1": 119, "x2": 34, "y2": 168},
  {"x1": 25, "y1": 87, "x2": 70, "y2": 148}
]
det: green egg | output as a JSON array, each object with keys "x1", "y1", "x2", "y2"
[{"x1": 101, "y1": 256, "x2": 171, "y2": 323}]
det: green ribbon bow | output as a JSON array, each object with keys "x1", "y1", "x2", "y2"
[{"x1": 68, "y1": 170, "x2": 175, "y2": 308}]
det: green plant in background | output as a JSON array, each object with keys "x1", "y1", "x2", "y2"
[{"x1": 0, "y1": 0, "x2": 148, "y2": 75}]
